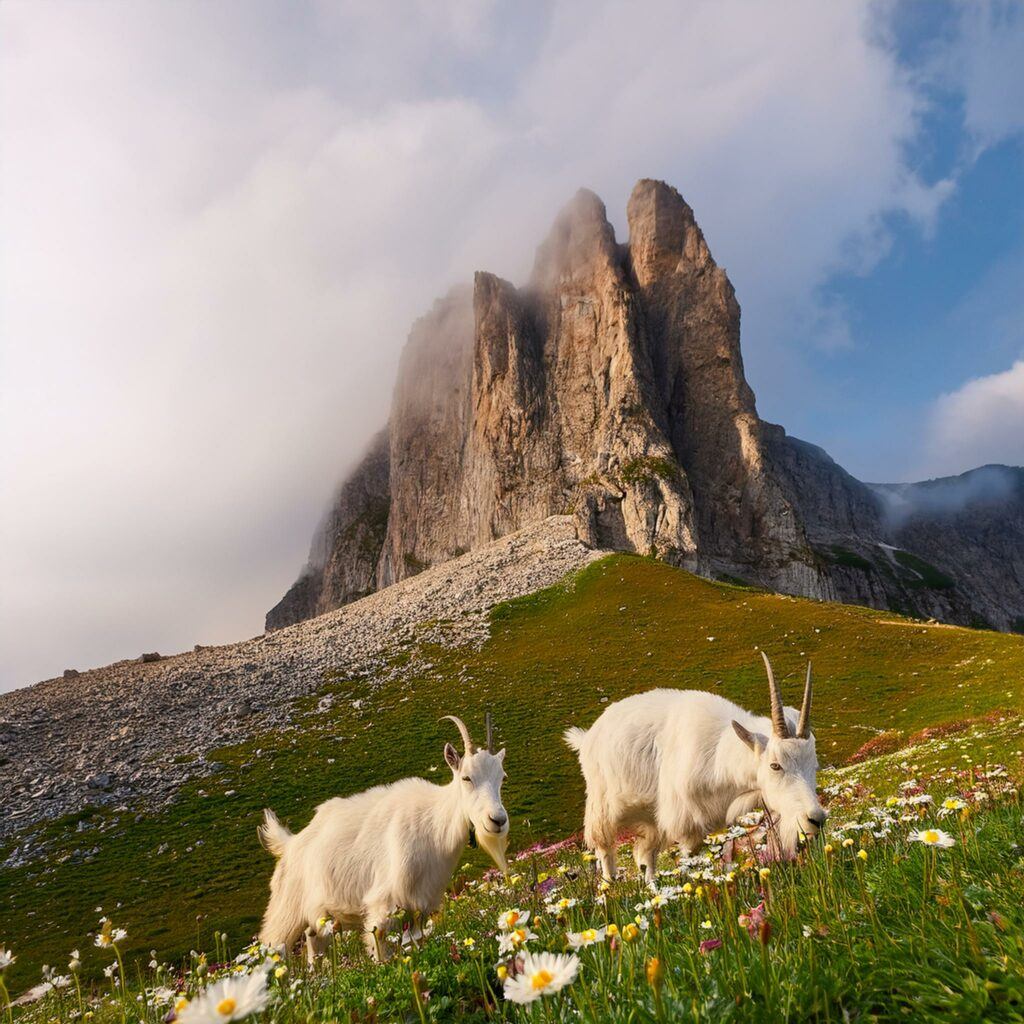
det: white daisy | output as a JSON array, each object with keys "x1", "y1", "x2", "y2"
[
  {"x1": 497, "y1": 927, "x2": 538, "y2": 955},
  {"x1": 545, "y1": 897, "x2": 577, "y2": 914},
  {"x1": 566, "y1": 926, "x2": 606, "y2": 949},
  {"x1": 178, "y1": 970, "x2": 273, "y2": 1023},
  {"x1": 909, "y1": 828, "x2": 955, "y2": 849},
  {"x1": 503, "y1": 950, "x2": 580, "y2": 1004},
  {"x1": 497, "y1": 908, "x2": 531, "y2": 931},
  {"x1": 0, "y1": 947, "x2": 15, "y2": 970}
]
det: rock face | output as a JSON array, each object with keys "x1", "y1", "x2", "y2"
[{"x1": 268, "y1": 179, "x2": 1024, "y2": 634}]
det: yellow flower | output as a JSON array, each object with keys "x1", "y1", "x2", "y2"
[
  {"x1": 496, "y1": 965, "x2": 508, "y2": 982},
  {"x1": 823, "y1": 843, "x2": 834, "y2": 855},
  {"x1": 646, "y1": 957, "x2": 663, "y2": 990},
  {"x1": 842, "y1": 838, "x2": 855, "y2": 848},
  {"x1": 622, "y1": 923, "x2": 640, "y2": 942},
  {"x1": 695, "y1": 886, "x2": 704, "y2": 897},
  {"x1": 857, "y1": 849, "x2": 868, "y2": 862},
  {"x1": 274, "y1": 966, "x2": 287, "y2": 979},
  {"x1": 606, "y1": 923, "x2": 619, "y2": 937},
  {"x1": 509, "y1": 874, "x2": 523, "y2": 886},
  {"x1": 462, "y1": 938, "x2": 476, "y2": 949},
  {"x1": 758, "y1": 868, "x2": 771, "y2": 881},
  {"x1": 682, "y1": 882, "x2": 693, "y2": 894},
  {"x1": 537, "y1": 872, "x2": 550, "y2": 884}
]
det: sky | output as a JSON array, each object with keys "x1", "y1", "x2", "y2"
[{"x1": 1, "y1": 1, "x2": 1022, "y2": 692}]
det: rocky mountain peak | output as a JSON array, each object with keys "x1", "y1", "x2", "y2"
[
  {"x1": 267, "y1": 179, "x2": 1024, "y2": 635},
  {"x1": 530, "y1": 187, "x2": 620, "y2": 290}
]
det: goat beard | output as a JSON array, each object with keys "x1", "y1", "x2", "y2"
[{"x1": 476, "y1": 827, "x2": 510, "y2": 874}]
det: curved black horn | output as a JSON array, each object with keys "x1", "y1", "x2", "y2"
[
  {"x1": 796, "y1": 662, "x2": 813, "y2": 739},
  {"x1": 761, "y1": 651, "x2": 790, "y2": 738},
  {"x1": 441, "y1": 715, "x2": 474, "y2": 755}
]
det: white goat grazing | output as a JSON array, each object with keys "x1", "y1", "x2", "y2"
[
  {"x1": 258, "y1": 714, "x2": 509, "y2": 962},
  {"x1": 565, "y1": 653, "x2": 826, "y2": 883}
]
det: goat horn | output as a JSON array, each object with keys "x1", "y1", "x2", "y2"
[
  {"x1": 760, "y1": 651, "x2": 790, "y2": 738},
  {"x1": 796, "y1": 662, "x2": 813, "y2": 738},
  {"x1": 485, "y1": 711, "x2": 494, "y2": 754},
  {"x1": 441, "y1": 715, "x2": 474, "y2": 755}
]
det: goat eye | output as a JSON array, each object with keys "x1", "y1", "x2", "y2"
[
  {"x1": 770, "y1": 762, "x2": 783, "y2": 772},
  {"x1": 461, "y1": 776, "x2": 472, "y2": 785}
]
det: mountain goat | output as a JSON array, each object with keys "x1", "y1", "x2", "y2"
[
  {"x1": 565, "y1": 653, "x2": 826, "y2": 882},
  {"x1": 258, "y1": 714, "x2": 509, "y2": 961}
]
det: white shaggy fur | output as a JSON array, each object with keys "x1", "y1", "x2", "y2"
[
  {"x1": 565, "y1": 678, "x2": 826, "y2": 883},
  {"x1": 259, "y1": 719, "x2": 508, "y2": 961}
]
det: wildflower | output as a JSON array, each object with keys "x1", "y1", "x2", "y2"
[
  {"x1": 739, "y1": 902, "x2": 767, "y2": 939},
  {"x1": 0, "y1": 947, "x2": 15, "y2": 970},
  {"x1": 823, "y1": 844, "x2": 834, "y2": 855},
  {"x1": 605, "y1": 923, "x2": 619, "y2": 937},
  {"x1": 857, "y1": 849, "x2": 868, "y2": 862},
  {"x1": 462, "y1": 938, "x2": 476, "y2": 950},
  {"x1": 274, "y1": 966, "x2": 287, "y2": 980},
  {"x1": 68, "y1": 949, "x2": 81, "y2": 972},
  {"x1": 50, "y1": 975, "x2": 71, "y2": 990},
  {"x1": 103, "y1": 963, "x2": 119, "y2": 979},
  {"x1": 842, "y1": 838, "x2": 854, "y2": 849},
  {"x1": 909, "y1": 829, "x2": 955, "y2": 849},
  {"x1": 497, "y1": 927, "x2": 538, "y2": 955},
  {"x1": 502, "y1": 951, "x2": 579, "y2": 1004},
  {"x1": 547, "y1": 897, "x2": 577, "y2": 914},
  {"x1": 698, "y1": 938, "x2": 723, "y2": 954},
  {"x1": 700, "y1": 919, "x2": 713, "y2": 930},
  {"x1": 498, "y1": 909, "x2": 531, "y2": 931},
  {"x1": 94, "y1": 920, "x2": 128, "y2": 948},
  {"x1": 316, "y1": 916, "x2": 335, "y2": 939},
  {"x1": 758, "y1": 867, "x2": 771, "y2": 881},
  {"x1": 646, "y1": 956, "x2": 663, "y2": 990},
  {"x1": 178, "y1": 970, "x2": 273, "y2": 1023},
  {"x1": 496, "y1": 965, "x2": 508, "y2": 982},
  {"x1": 622, "y1": 923, "x2": 640, "y2": 942},
  {"x1": 566, "y1": 927, "x2": 606, "y2": 949}
]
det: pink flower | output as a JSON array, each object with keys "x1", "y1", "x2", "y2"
[
  {"x1": 699, "y1": 938, "x2": 723, "y2": 954},
  {"x1": 739, "y1": 901, "x2": 767, "y2": 939}
]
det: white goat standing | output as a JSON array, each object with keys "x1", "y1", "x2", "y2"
[
  {"x1": 258, "y1": 714, "x2": 509, "y2": 962},
  {"x1": 565, "y1": 653, "x2": 826, "y2": 883}
]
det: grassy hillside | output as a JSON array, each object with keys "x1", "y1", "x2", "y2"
[{"x1": 2, "y1": 553, "x2": 1023, "y2": 997}]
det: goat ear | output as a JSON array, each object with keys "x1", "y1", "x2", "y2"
[
  {"x1": 496, "y1": 747, "x2": 506, "y2": 762},
  {"x1": 443, "y1": 742, "x2": 462, "y2": 771},
  {"x1": 732, "y1": 720, "x2": 761, "y2": 753}
]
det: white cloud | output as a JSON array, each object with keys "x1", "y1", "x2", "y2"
[
  {"x1": 923, "y1": 360, "x2": 1024, "y2": 476},
  {"x1": 952, "y1": 3, "x2": 1024, "y2": 151},
  {"x1": 0, "y1": 0, "x2": 1011, "y2": 689}
]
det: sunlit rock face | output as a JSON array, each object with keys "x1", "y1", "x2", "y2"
[{"x1": 268, "y1": 181, "x2": 1024, "y2": 634}]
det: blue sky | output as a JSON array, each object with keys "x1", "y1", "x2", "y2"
[
  {"x1": 795, "y1": 6, "x2": 1024, "y2": 480},
  {"x1": 1, "y1": 1, "x2": 1022, "y2": 689}
]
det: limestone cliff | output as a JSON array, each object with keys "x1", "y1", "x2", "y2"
[{"x1": 267, "y1": 180, "x2": 1024, "y2": 634}]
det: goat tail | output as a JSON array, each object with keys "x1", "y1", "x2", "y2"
[
  {"x1": 563, "y1": 726, "x2": 587, "y2": 754},
  {"x1": 258, "y1": 808, "x2": 293, "y2": 857}
]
